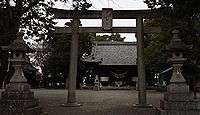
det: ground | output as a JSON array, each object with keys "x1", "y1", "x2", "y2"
[
  {"x1": 1, "y1": 89, "x2": 198, "y2": 115},
  {"x1": 33, "y1": 89, "x2": 164, "y2": 115}
]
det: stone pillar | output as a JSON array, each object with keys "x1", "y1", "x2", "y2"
[
  {"x1": 0, "y1": 32, "x2": 46, "y2": 115},
  {"x1": 134, "y1": 17, "x2": 149, "y2": 107},
  {"x1": 61, "y1": 18, "x2": 81, "y2": 107}
]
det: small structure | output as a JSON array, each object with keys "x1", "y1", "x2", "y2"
[
  {"x1": 156, "y1": 30, "x2": 200, "y2": 115},
  {"x1": 81, "y1": 41, "x2": 138, "y2": 87},
  {"x1": 93, "y1": 75, "x2": 100, "y2": 91},
  {"x1": 0, "y1": 32, "x2": 46, "y2": 115}
]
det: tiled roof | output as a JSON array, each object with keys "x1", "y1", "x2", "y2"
[{"x1": 81, "y1": 41, "x2": 137, "y2": 65}]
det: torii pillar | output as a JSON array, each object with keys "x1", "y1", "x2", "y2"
[
  {"x1": 136, "y1": 17, "x2": 146, "y2": 106},
  {"x1": 61, "y1": 18, "x2": 81, "y2": 107},
  {"x1": 135, "y1": 17, "x2": 150, "y2": 107}
]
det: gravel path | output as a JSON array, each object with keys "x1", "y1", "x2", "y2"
[{"x1": 33, "y1": 89, "x2": 164, "y2": 115}]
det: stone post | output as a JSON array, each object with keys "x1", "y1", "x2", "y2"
[
  {"x1": 61, "y1": 18, "x2": 81, "y2": 107},
  {"x1": 0, "y1": 32, "x2": 46, "y2": 115}
]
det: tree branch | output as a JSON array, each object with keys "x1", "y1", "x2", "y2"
[{"x1": 20, "y1": 0, "x2": 41, "y2": 17}]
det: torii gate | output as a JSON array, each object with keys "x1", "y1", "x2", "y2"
[{"x1": 50, "y1": 8, "x2": 162, "y2": 107}]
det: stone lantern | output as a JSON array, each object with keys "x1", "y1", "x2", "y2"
[
  {"x1": 0, "y1": 32, "x2": 46, "y2": 115},
  {"x1": 156, "y1": 30, "x2": 200, "y2": 115},
  {"x1": 165, "y1": 30, "x2": 192, "y2": 83},
  {"x1": 2, "y1": 32, "x2": 35, "y2": 83}
]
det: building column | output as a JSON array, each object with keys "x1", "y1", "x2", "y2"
[
  {"x1": 134, "y1": 17, "x2": 148, "y2": 107},
  {"x1": 61, "y1": 18, "x2": 81, "y2": 107}
]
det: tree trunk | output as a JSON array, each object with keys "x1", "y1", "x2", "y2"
[{"x1": 0, "y1": 51, "x2": 9, "y2": 88}]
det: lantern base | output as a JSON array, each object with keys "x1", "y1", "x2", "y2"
[
  {"x1": 61, "y1": 102, "x2": 82, "y2": 107},
  {"x1": 0, "y1": 83, "x2": 47, "y2": 115},
  {"x1": 156, "y1": 83, "x2": 200, "y2": 115}
]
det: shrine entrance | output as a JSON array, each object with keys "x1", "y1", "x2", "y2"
[
  {"x1": 50, "y1": 8, "x2": 161, "y2": 107},
  {"x1": 81, "y1": 41, "x2": 138, "y2": 88}
]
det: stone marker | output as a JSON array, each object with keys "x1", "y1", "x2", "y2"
[
  {"x1": 93, "y1": 75, "x2": 100, "y2": 91},
  {"x1": 0, "y1": 32, "x2": 46, "y2": 115},
  {"x1": 156, "y1": 30, "x2": 200, "y2": 115}
]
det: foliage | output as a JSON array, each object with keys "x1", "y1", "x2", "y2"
[
  {"x1": 79, "y1": 33, "x2": 95, "y2": 56},
  {"x1": 0, "y1": 0, "x2": 92, "y2": 87},
  {"x1": 143, "y1": 0, "x2": 200, "y2": 73},
  {"x1": 72, "y1": 0, "x2": 92, "y2": 10},
  {"x1": 0, "y1": 0, "x2": 92, "y2": 50},
  {"x1": 0, "y1": 0, "x2": 54, "y2": 87},
  {"x1": 41, "y1": 32, "x2": 95, "y2": 87},
  {"x1": 95, "y1": 33, "x2": 125, "y2": 41},
  {"x1": 144, "y1": 0, "x2": 200, "y2": 17},
  {"x1": 144, "y1": 0, "x2": 200, "y2": 33},
  {"x1": 45, "y1": 34, "x2": 70, "y2": 78}
]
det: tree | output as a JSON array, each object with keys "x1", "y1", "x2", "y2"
[
  {"x1": 0, "y1": 0, "x2": 92, "y2": 87},
  {"x1": 0, "y1": 0, "x2": 54, "y2": 87},
  {"x1": 144, "y1": 0, "x2": 200, "y2": 37},
  {"x1": 95, "y1": 33, "x2": 125, "y2": 41},
  {"x1": 42, "y1": 32, "x2": 95, "y2": 87},
  {"x1": 143, "y1": 0, "x2": 200, "y2": 85}
]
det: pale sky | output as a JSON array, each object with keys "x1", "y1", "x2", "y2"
[{"x1": 53, "y1": 0, "x2": 149, "y2": 42}]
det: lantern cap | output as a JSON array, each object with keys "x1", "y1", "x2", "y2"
[
  {"x1": 166, "y1": 30, "x2": 192, "y2": 51},
  {"x1": 1, "y1": 32, "x2": 35, "y2": 53}
]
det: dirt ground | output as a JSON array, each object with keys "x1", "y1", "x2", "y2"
[{"x1": 33, "y1": 89, "x2": 164, "y2": 115}]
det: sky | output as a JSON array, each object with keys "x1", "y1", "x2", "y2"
[{"x1": 53, "y1": 0, "x2": 149, "y2": 42}]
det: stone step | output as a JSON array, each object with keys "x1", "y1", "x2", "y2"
[
  {"x1": 156, "y1": 107, "x2": 200, "y2": 115},
  {"x1": 131, "y1": 107, "x2": 156, "y2": 115},
  {"x1": 0, "y1": 99, "x2": 39, "y2": 114},
  {"x1": 5, "y1": 83, "x2": 31, "y2": 92},
  {"x1": 0, "y1": 106, "x2": 46, "y2": 115},
  {"x1": 167, "y1": 84, "x2": 189, "y2": 93},
  {"x1": 160, "y1": 99, "x2": 200, "y2": 110},
  {"x1": 25, "y1": 106, "x2": 47, "y2": 115},
  {"x1": 155, "y1": 107, "x2": 167, "y2": 115},
  {"x1": 164, "y1": 92, "x2": 194, "y2": 101},
  {"x1": 2, "y1": 91, "x2": 34, "y2": 100}
]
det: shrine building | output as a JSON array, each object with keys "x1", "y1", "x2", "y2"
[{"x1": 81, "y1": 41, "x2": 137, "y2": 87}]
